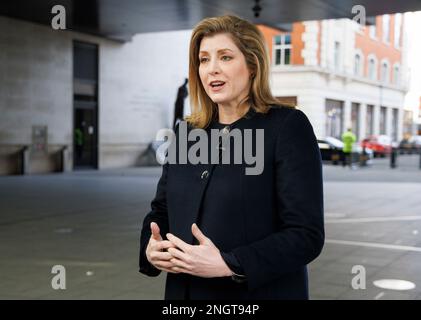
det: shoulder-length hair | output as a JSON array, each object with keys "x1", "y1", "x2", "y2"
[{"x1": 185, "y1": 15, "x2": 294, "y2": 129}]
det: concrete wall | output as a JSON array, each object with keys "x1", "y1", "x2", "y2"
[
  {"x1": 0, "y1": 16, "x2": 73, "y2": 174},
  {"x1": 0, "y1": 16, "x2": 192, "y2": 174},
  {"x1": 99, "y1": 30, "x2": 191, "y2": 169}
]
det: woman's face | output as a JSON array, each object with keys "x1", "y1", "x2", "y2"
[{"x1": 198, "y1": 33, "x2": 252, "y2": 107}]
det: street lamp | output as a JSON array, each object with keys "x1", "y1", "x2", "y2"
[{"x1": 252, "y1": 0, "x2": 262, "y2": 18}]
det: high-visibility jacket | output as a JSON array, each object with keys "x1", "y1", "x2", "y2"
[{"x1": 341, "y1": 131, "x2": 356, "y2": 153}]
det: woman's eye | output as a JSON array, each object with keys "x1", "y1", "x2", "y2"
[
  {"x1": 199, "y1": 57, "x2": 209, "y2": 63},
  {"x1": 222, "y1": 56, "x2": 232, "y2": 61}
]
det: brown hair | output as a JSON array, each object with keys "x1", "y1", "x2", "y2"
[{"x1": 185, "y1": 15, "x2": 294, "y2": 129}]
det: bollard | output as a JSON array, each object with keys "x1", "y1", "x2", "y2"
[
  {"x1": 331, "y1": 152, "x2": 340, "y2": 165},
  {"x1": 60, "y1": 146, "x2": 69, "y2": 172},
  {"x1": 390, "y1": 147, "x2": 397, "y2": 169},
  {"x1": 359, "y1": 147, "x2": 367, "y2": 167},
  {"x1": 419, "y1": 149, "x2": 421, "y2": 170},
  {"x1": 351, "y1": 152, "x2": 358, "y2": 168}
]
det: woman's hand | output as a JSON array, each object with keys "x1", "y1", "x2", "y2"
[
  {"x1": 146, "y1": 222, "x2": 179, "y2": 273},
  {"x1": 166, "y1": 223, "x2": 233, "y2": 278}
]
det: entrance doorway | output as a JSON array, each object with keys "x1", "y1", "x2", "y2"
[{"x1": 73, "y1": 41, "x2": 98, "y2": 169}]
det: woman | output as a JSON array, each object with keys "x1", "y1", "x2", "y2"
[{"x1": 139, "y1": 15, "x2": 324, "y2": 300}]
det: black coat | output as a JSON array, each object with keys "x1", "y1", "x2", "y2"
[{"x1": 139, "y1": 105, "x2": 324, "y2": 300}]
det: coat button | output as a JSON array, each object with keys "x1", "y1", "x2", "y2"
[
  {"x1": 222, "y1": 126, "x2": 230, "y2": 135},
  {"x1": 201, "y1": 170, "x2": 209, "y2": 179}
]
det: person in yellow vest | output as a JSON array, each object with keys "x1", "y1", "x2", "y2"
[
  {"x1": 341, "y1": 128, "x2": 356, "y2": 168},
  {"x1": 74, "y1": 127, "x2": 84, "y2": 160}
]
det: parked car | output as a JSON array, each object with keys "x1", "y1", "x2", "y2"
[
  {"x1": 398, "y1": 137, "x2": 417, "y2": 154},
  {"x1": 408, "y1": 135, "x2": 421, "y2": 153},
  {"x1": 317, "y1": 138, "x2": 343, "y2": 164},
  {"x1": 411, "y1": 135, "x2": 421, "y2": 148},
  {"x1": 361, "y1": 135, "x2": 392, "y2": 157},
  {"x1": 317, "y1": 137, "x2": 373, "y2": 165}
]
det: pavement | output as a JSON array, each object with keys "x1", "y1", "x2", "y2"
[{"x1": 1, "y1": 154, "x2": 421, "y2": 300}]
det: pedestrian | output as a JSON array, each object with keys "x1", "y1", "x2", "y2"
[
  {"x1": 172, "y1": 78, "x2": 188, "y2": 130},
  {"x1": 341, "y1": 128, "x2": 356, "y2": 168},
  {"x1": 74, "y1": 127, "x2": 83, "y2": 160},
  {"x1": 139, "y1": 15, "x2": 324, "y2": 300}
]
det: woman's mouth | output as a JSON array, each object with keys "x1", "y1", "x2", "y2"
[{"x1": 209, "y1": 81, "x2": 226, "y2": 92}]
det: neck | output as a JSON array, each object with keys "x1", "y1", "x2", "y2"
[{"x1": 217, "y1": 101, "x2": 250, "y2": 125}]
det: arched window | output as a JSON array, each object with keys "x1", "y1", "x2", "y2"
[
  {"x1": 368, "y1": 55, "x2": 377, "y2": 80},
  {"x1": 393, "y1": 64, "x2": 400, "y2": 85},
  {"x1": 334, "y1": 41, "x2": 341, "y2": 71},
  {"x1": 382, "y1": 14, "x2": 390, "y2": 43},
  {"x1": 354, "y1": 52, "x2": 363, "y2": 76},
  {"x1": 369, "y1": 24, "x2": 377, "y2": 39},
  {"x1": 394, "y1": 13, "x2": 402, "y2": 48},
  {"x1": 380, "y1": 60, "x2": 390, "y2": 83}
]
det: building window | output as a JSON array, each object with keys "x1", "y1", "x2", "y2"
[
  {"x1": 366, "y1": 105, "x2": 374, "y2": 136},
  {"x1": 354, "y1": 53, "x2": 363, "y2": 76},
  {"x1": 325, "y1": 99, "x2": 344, "y2": 139},
  {"x1": 334, "y1": 41, "x2": 341, "y2": 71},
  {"x1": 273, "y1": 34, "x2": 291, "y2": 65},
  {"x1": 382, "y1": 15, "x2": 390, "y2": 43},
  {"x1": 380, "y1": 106, "x2": 387, "y2": 134},
  {"x1": 393, "y1": 64, "x2": 400, "y2": 85},
  {"x1": 380, "y1": 60, "x2": 390, "y2": 83},
  {"x1": 368, "y1": 56, "x2": 377, "y2": 80},
  {"x1": 369, "y1": 24, "x2": 377, "y2": 39},
  {"x1": 404, "y1": 110, "x2": 413, "y2": 135},
  {"x1": 392, "y1": 108, "x2": 398, "y2": 141},
  {"x1": 394, "y1": 13, "x2": 402, "y2": 48},
  {"x1": 351, "y1": 103, "x2": 360, "y2": 140}
]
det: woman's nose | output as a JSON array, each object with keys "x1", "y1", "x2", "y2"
[{"x1": 208, "y1": 58, "x2": 221, "y2": 74}]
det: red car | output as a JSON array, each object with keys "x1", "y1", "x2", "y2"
[{"x1": 361, "y1": 135, "x2": 392, "y2": 157}]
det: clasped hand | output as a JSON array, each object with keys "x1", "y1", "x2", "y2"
[{"x1": 145, "y1": 222, "x2": 232, "y2": 278}]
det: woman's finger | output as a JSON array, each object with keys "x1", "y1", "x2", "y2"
[
  {"x1": 167, "y1": 247, "x2": 190, "y2": 262},
  {"x1": 154, "y1": 260, "x2": 176, "y2": 269},
  {"x1": 160, "y1": 267, "x2": 180, "y2": 274},
  {"x1": 154, "y1": 261, "x2": 182, "y2": 274},
  {"x1": 166, "y1": 233, "x2": 191, "y2": 252},
  {"x1": 170, "y1": 257, "x2": 193, "y2": 271},
  {"x1": 171, "y1": 266, "x2": 193, "y2": 275},
  {"x1": 151, "y1": 251, "x2": 173, "y2": 261},
  {"x1": 150, "y1": 222, "x2": 162, "y2": 241},
  {"x1": 156, "y1": 240, "x2": 177, "y2": 251}
]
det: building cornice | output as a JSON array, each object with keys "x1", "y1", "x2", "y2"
[{"x1": 271, "y1": 65, "x2": 408, "y2": 93}]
